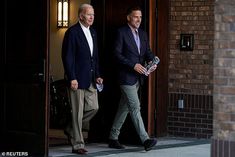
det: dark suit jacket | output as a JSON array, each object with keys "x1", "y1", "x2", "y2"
[
  {"x1": 62, "y1": 22, "x2": 100, "y2": 89},
  {"x1": 114, "y1": 25, "x2": 155, "y2": 85}
]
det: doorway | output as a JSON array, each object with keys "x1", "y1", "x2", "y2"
[
  {"x1": 89, "y1": 0, "x2": 169, "y2": 141},
  {"x1": 48, "y1": 0, "x2": 169, "y2": 148}
]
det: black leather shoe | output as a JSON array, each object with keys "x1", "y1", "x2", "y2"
[
  {"x1": 144, "y1": 138, "x2": 157, "y2": 151},
  {"x1": 108, "y1": 139, "x2": 125, "y2": 149}
]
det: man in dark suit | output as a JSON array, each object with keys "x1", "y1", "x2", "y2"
[
  {"x1": 62, "y1": 3, "x2": 103, "y2": 154},
  {"x1": 108, "y1": 6, "x2": 157, "y2": 151}
]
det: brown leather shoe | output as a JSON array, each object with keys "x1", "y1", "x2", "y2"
[{"x1": 72, "y1": 148, "x2": 88, "y2": 155}]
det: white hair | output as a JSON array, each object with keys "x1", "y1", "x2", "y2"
[{"x1": 78, "y1": 3, "x2": 93, "y2": 16}]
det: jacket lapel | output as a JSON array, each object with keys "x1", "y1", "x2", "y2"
[
  {"x1": 126, "y1": 26, "x2": 140, "y2": 55},
  {"x1": 77, "y1": 23, "x2": 92, "y2": 57},
  {"x1": 138, "y1": 30, "x2": 144, "y2": 55},
  {"x1": 90, "y1": 28, "x2": 96, "y2": 55}
]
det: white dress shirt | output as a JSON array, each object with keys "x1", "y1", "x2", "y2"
[{"x1": 80, "y1": 22, "x2": 93, "y2": 56}]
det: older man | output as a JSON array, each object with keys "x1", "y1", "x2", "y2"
[{"x1": 62, "y1": 3, "x2": 103, "y2": 154}]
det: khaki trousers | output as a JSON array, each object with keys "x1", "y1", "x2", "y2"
[{"x1": 68, "y1": 84, "x2": 99, "y2": 149}]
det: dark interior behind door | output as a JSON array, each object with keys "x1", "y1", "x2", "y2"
[{"x1": 90, "y1": 0, "x2": 149, "y2": 145}]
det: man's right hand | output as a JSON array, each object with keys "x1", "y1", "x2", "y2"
[
  {"x1": 71, "y1": 80, "x2": 78, "y2": 90},
  {"x1": 134, "y1": 63, "x2": 147, "y2": 75}
]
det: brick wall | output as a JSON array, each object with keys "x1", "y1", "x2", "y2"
[
  {"x1": 168, "y1": 93, "x2": 213, "y2": 138},
  {"x1": 212, "y1": 0, "x2": 235, "y2": 156},
  {"x1": 168, "y1": 0, "x2": 214, "y2": 138}
]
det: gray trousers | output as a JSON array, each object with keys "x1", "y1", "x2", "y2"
[
  {"x1": 68, "y1": 84, "x2": 99, "y2": 150},
  {"x1": 109, "y1": 81, "x2": 149, "y2": 143}
]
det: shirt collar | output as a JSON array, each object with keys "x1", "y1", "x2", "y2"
[
  {"x1": 128, "y1": 24, "x2": 138, "y2": 33},
  {"x1": 79, "y1": 21, "x2": 90, "y2": 30}
]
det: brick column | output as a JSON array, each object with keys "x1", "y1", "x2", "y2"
[{"x1": 212, "y1": 0, "x2": 235, "y2": 157}]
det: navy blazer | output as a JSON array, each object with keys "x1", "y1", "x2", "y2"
[
  {"x1": 114, "y1": 25, "x2": 155, "y2": 85},
  {"x1": 62, "y1": 22, "x2": 100, "y2": 89}
]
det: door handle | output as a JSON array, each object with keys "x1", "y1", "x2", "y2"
[
  {"x1": 34, "y1": 72, "x2": 45, "y2": 82},
  {"x1": 34, "y1": 59, "x2": 45, "y2": 82}
]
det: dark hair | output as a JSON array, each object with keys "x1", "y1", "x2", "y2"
[{"x1": 126, "y1": 6, "x2": 142, "y2": 16}]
